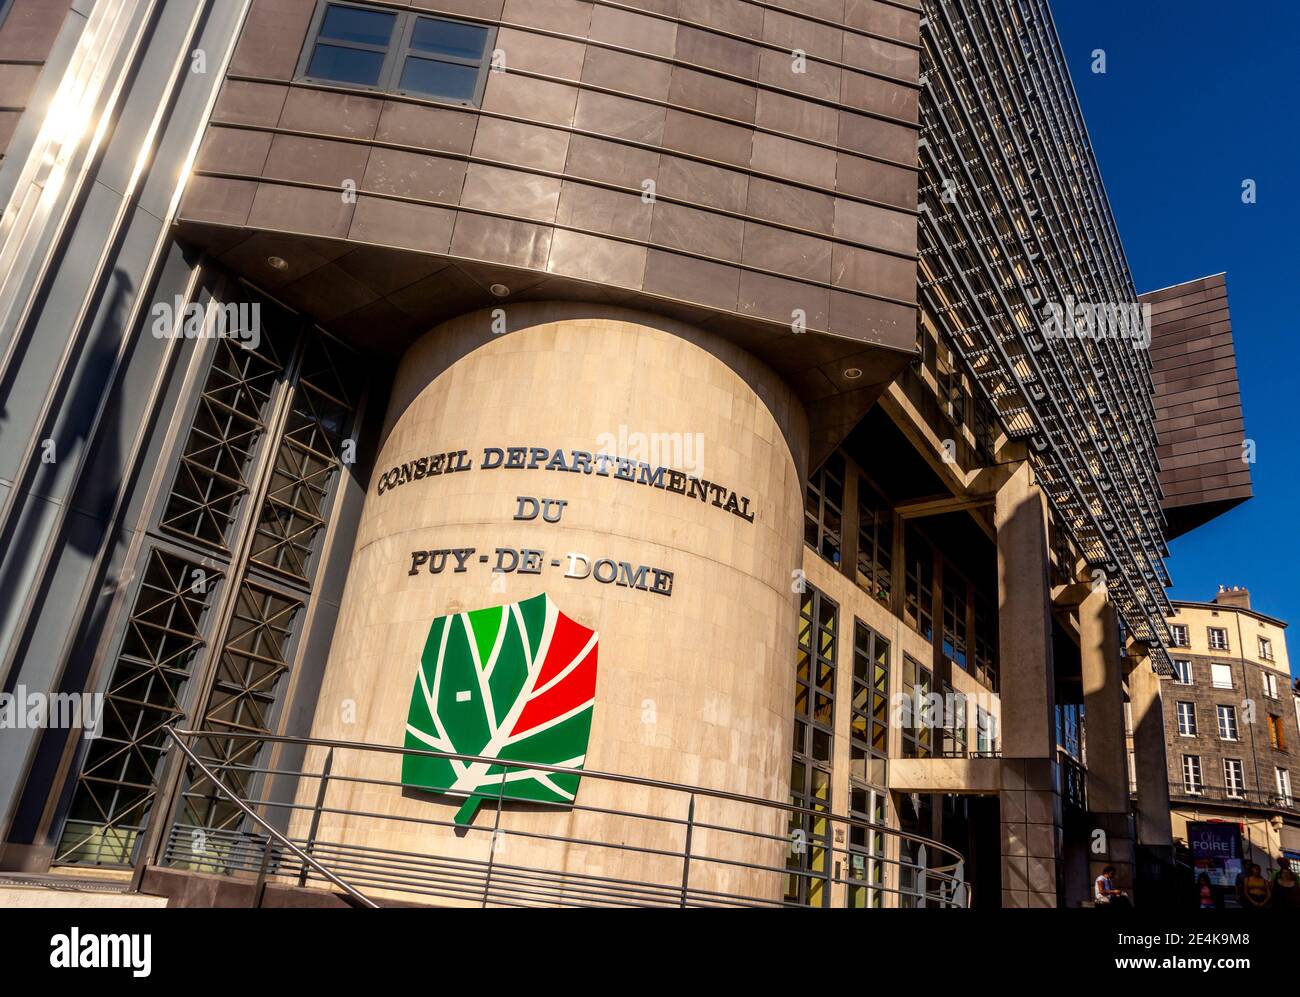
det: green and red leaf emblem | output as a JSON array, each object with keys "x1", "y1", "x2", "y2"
[{"x1": 402, "y1": 593, "x2": 598, "y2": 824}]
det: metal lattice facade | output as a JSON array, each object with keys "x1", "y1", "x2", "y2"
[
  {"x1": 917, "y1": 0, "x2": 1173, "y2": 673},
  {"x1": 56, "y1": 280, "x2": 367, "y2": 866}
]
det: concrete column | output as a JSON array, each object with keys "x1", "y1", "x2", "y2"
[
  {"x1": 1079, "y1": 587, "x2": 1134, "y2": 893},
  {"x1": 995, "y1": 461, "x2": 1055, "y2": 758},
  {"x1": 994, "y1": 461, "x2": 1060, "y2": 907},
  {"x1": 1129, "y1": 656, "x2": 1173, "y2": 849}
]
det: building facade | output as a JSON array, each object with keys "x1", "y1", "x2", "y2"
[
  {"x1": 0, "y1": 0, "x2": 1254, "y2": 907},
  {"x1": 1159, "y1": 588, "x2": 1299, "y2": 876}
]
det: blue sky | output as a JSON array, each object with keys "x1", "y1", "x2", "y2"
[{"x1": 1051, "y1": 2, "x2": 1298, "y2": 670}]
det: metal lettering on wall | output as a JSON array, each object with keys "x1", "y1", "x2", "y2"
[
  {"x1": 374, "y1": 446, "x2": 755, "y2": 522},
  {"x1": 382, "y1": 446, "x2": 760, "y2": 598}
]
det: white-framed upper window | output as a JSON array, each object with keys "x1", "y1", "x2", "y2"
[
  {"x1": 1217, "y1": 704, "x2": 1239, "y2": 741},
  {"x1": 1259, "y1": 636, "x2": 1274, "y2": 661},
  {"x1": 1177, "y1": 701, "x2": 1197, "y2": 736},
  {"x1": 1173, "y1": 659, "x2": 1193, "y2": 684},
  {"x1": 1278, "y1": 768, "x2": 1293, "y2": 805},
  {"x1": 1211, "y1": 663, "x2": 1233, "y2": 689},
  {"x1": 1264, "y1": 671, "x2": 1279, "y2": 699},
  {"x1": 1169, "y1": 624, "x2": 1189, "y2": 647},
  {"x1": 1208, "y1": 627, "x2": 1229, "y2": 651},
  {"x1": 1183, "y1": 754, "x2": 1203, "y2": 794},
  {"x1": 1224, "y1": 758, "x2": 1245, "y2": 798}
]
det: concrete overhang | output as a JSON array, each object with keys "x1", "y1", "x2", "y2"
[{"x1": 888, "y1": 757, "x2": 1003, "y2": 795}]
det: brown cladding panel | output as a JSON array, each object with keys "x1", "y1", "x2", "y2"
[
  {"x1": 177, "y1": 0, "x2": 922, "y2": 390},
  {"x1": 1141, "y1": 274, "x2": 1252, "y2": 537}
]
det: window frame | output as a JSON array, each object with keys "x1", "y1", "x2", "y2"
[
  {"x1": 902, "y1": 524, "x2": 934, "y2": 641},
  {"x1": 1176, "y1": 700, "x2": 1196, "y2": 737},
  {"x1": 1263, "y1": 671, "x2": 1279, "y2": 699},
  {"x1": 1172, "y1": 659, "x2": 1192, "y2": 685},
  {"x1": 854, "y1": 474, "x2": 892, "y2": 607},
  {"x1": 1207, "y1": 626, "x2": 1229, "y2": 651},
  {"x1": 1210, "y1": 662, "x2": 1233, "y2": 690},
  {"x1": 804, "y1": 453, "x2": 844, "y2": 567},
  {"x1": 1216, "y1": 704, "x2": 1238, "y2": 742},
  {"x1": 900, "y1": 654, "x2": 933, "y2": 759},
  {"x1": 1268, "y1": 713, "x2": 1287, "y2": 751},
  {"x1": 1259, "y1": 635, "x2": 1274, "y2": 661},
  {"x1": 1169, "y1": 623, "x2": 1189, "y2": 648},
  {"x1": 1223, "y1": 758, "x2": 1245, "y2": 799},
  {"x1": 1182, "y1": 754, "x2": 1203, "y2": 795},
  {"x1": 294, "y1": 0, "x2": 497, "y2": 108}
]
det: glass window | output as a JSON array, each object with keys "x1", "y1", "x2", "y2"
[
  {"x1": 1169, "y1": 624, "x2": 1189, "y2": 647},
  {"x1": 901, "y1": 655, "x2": 933, "y2": 759},
  {"x1": 1217, "y1": 704, "x2": 1238, "y2": 741},
  {"x1": 855, "y1": 476, "x2": 892, "y2": 606},
  {"x1": 298, "y1": 2, "x2": 494, "y2": 106},
  {"x1": 788, "y1": 587, "x2": 836, "y2": 908},
  {"x1": 1259, "y1": 636, "x2": 1274, "y2": 661},
  {"x1": 1172, "y1": 659, "x2": 1192, "y2": 684},
  {"x1": 1208, "y1": 627, "x2": 1229, "y2": 651},
  {"x1": 973, "y1": 591, "x2": 997, "y2": 691},
  {"x1": 941, "y1": 565, "x2": 968, "y2": 672},
  {"x1": 304, "y1": 4, "x2": 397, "y2": 86},
  {"x1": 1277, "y1": 768, "x2": 1293, "y2": 805},
  {"x1": 804, "y1": 453, "x2": 844, "y2": 566},
  {"x1": 940, "y1": 682, "x2": 967, "y2": 758},
  {"x1": 1268, "y1": 713, "x2": 1287, "y2": 751},
  {"x1": 903, "y1": 525, "x2": 934, "y2": 641},
  {"x1": 409, "y1": 16, "x2": 488, "y2": 59},
  {"x1": 1263, "y1": 671, "x2": 1279, "y2": 699},
  {"x1": 1211, "y1": 663, "x2": 1233, "y2": 689},
  {"x1": 850, "y1": 622, "x2": 889, "y2": 785},
  {"x1": 1176, "y1": 701, "x2": 1196, "y2": 737},
  {"x1": 1183, "y1": 754, "x2": 1202, "y2": 794},
  {"x1": 845, "y1": 784, "x2": 887, "y2": 908},
  {"x1": 1224, "y1": 759, "x2": 1245, "y2": 798},
  {"x1": 1056, "y1": 703, "x2": 1083, "y2": 760},
  {"x1": 975, "y1": 707, "x2": 998, "y2": 755},
  {"x1": 397, "y1": 17, "x2": 490, "y2": 100}
]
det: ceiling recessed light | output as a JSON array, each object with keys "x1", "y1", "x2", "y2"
[
  {"x1": 489, "y1": 283, "x2": 510, "y2": 298},
  {"x1": 267, "y1": 255, "x2": 288, "y2": 271},
  {"x1": 844, "y1": 367, "x2": 863, "y2": 380}
]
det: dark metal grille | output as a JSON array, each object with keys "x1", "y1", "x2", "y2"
[
  {"x1": 250, "y1": 333, "x2": 363, "y2": 580},
  {"x1": 159, "y1": 311, "x2": 292, "y2": 549},
  {"x1": 55, "y1": 550, "x2": 218, "y2": 865},
  {"x1": 186, "y1": 584, "x2": 303, "y2": 833},
  {"x1": 56, "y1": 277, "x2": 367, "y2": 867},
  {"x1": 918, "y1": 0, "x2": 1173, "y2": 673}
]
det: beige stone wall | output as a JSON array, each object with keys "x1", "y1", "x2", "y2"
[{"x1": 297, "y1": 302, "x2": 807, "y2": 905}]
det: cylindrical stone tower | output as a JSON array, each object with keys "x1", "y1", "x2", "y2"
[{"x1": 302, "y1": 301, "x2": 807, "y2": 903}]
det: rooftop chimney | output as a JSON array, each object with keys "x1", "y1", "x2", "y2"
[{"x1": 1213, "y1": 585, "x2": 1251, "y2": 610}]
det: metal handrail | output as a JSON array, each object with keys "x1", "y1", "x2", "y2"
[
  {"x1": 161, "y1": 727, "x2": 970, "y2": 909},
  {"x1": 163, "y1": 727, "x2": 379, "y2": 908}
]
